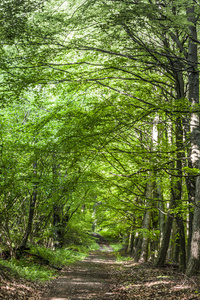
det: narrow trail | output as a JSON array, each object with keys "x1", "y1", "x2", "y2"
[
  {"x1": 1, "y1": 244, "x2": 199, "y2": 299},
  {"x1": 42, "y1": 245, "x2": 200, "y2": 300},
  {"x1": 43, "y1": 249, "x2": 117, "y2": 300}
]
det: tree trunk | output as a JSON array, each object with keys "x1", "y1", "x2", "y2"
[
  {"x1": 176, "y1": 217, "x2": 186, "y2": 271},
  {"x1": 132, "y1": 231, "x2": 139, "y2": 258},
  {"x1": 156, "y1": 115, "x2": 184, "y2": 267},
  {"x1": 173, "y1": 117, "x2": 186, "y2": 272},
  {"x1": 127, "y1": 225, "x2": 134, "y2": 254},
  {"x1": 157, "y1": 183, "x2": 165, "y2": 247},
  {"x1": 139, "y1": 209, "x2": 151, "y2": 262},
  {"x1": 186, "y1": 5, "x2": 200, "y2": 277},
  {"x1": 186, "y1": 166, "x2": 195, "y2": 263},
  {"x1": 134, "y1": 235, "x2": 143, "y2": 262},
  {"x1": 156, "y1": 205, "x2": 174, "y2": 266},
  {"x1": 20, "y1": 162, "x2": 37, "y2": 249},
  {"x1": 53, "y1": 205, "x2": 62, "y2": 248},
  {"x1": 139, "y1": 180, "x2": 153, "y2": 262},
  {"x1": 172, "y1": 222, "x2": 179, "y2": 263},
  {"x1": 183, "y1": 115, "x2": 195, "y2": 263},
  {"x1": 186, "y1": 176, "x2": 200, "y2": 276}
]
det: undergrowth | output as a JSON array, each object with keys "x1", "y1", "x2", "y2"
[
  {"x1": 0, "y1": 258, "x2": 56, "y2": 282},
  {"x1": 109, "y1": 242, "x2": 124, "y2": 252},
  {"x1": 0, "y1": 243, "x2": 97, "y2": 282},
  {"x1": 115, "y1": 254, "x2": 132, "y2": 262},
  {"x1": 30, "y1": 245, "x2": 88, "y2": 266}
]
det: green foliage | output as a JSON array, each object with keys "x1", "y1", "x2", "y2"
[
  {"x1": 30, "y1": 246, "x2": 88, "y2": 266},
  {"x1": 0, "y1": 258, "x2": 57, "y2": 282},
  {"x1": 109, "y1": 242, "x2": 124, "y2": 252},
  {"x1": 115, "y1": 254, "x2": 132, "y2": 262},
  {"x1": 0, "y1": 0, "x2": 199, "y2": 277},
  {"x1": 0, "y1": 246, "x2": 89, "y2": 282},
  {"x1": 182, "y1": 167, "x2": 200, "y2": 176},
  {"x1": 136, "y1": 228, "x2": 160, "y2": 241}
]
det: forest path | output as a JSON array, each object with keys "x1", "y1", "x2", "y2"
[
  {"x1": 43, "y1": 248, "x2": 118, "y2": 300},
  {"x1": 43, "y1": 247, "x2": 200, "y2": 300}
]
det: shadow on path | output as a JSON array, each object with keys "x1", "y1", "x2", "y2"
[{"x1": 43, "y1": 248, "x2": 117, "y2": 300}]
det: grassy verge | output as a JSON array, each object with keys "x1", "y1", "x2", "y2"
[
  {"x1": 0, "y1": 243, "x2": 98, "y2": 282},
  {"x1": 109, "y1": 242, "x2": 124, "y2": 252}
]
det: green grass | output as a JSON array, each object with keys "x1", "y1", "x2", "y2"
[
  {"x1": 0, "y1": 245, "x2": 92, "y2": 282},
  {"x1": 0, "y1": 257, "x2": 57, "y2": 282},
  {"x1": 88, "y1": 241, "x2": 100, "y2": 251},
  {"x1": 0, "y1": 241, "x2": 119, "y2": 282},
  {"x1": 109, "y1": 242, "x2": 124, "y2": 252},
  {"x1": 115, "y1": 254, "x2": 133, "y2": 262},
  {"x1": 29, "y1": 245, "x2": 88, "y2": 267}
]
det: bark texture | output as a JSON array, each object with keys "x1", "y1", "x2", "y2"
[{"x1": 186, "y1": 5, "x2": 200, "y2": 276}]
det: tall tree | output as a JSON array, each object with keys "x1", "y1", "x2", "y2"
[{"x1": 185, "y1": 4, "x2": 200, "y2": 276}]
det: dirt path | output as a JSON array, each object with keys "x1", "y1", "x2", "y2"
[
  {"x1": 43, "y1": 249, "x2": 117, "y2": 300},
  {"x1": 1, "y1": 246, "x2": 199, "y2": 299},
  {"x1": 43, "y1": 248, "x2": 200, "y2": 300}
]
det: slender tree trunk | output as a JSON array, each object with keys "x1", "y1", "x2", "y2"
[
  {"x1": 156, "y1": 202, "x2": 174, "y2": 266},
  {"x1": 186, "y1": 176, "x2": 200, "y2": 276},
  {"x1": 127, "y1": 224, "x2": 134, "y2": 254},
  {"x1": 134, "y1": 205, "x2": 146, "y2": 262},
  {"x1": 186, "y1": 165, "x2": 195, "y2": 262},
  {"x1": 172, "y1": 222, "x2": 179, "y2": 263},
  {"x1": 157, "y1": 183, "x2": 165, "y2": 247},
  {"x1": 52, "y1": 162, "x2": 68, "y2": 249},
  {"x1": 139, "y1": 179, "x2": 153, "y2": 262},
  {"x1": 173, "y1": 117, "x2": 186, "y2": 272},
  {"x1": 20, "y1": 162, "x2": 37, "y2": 249},
  {"x1": 150, "y1": 203, "x2": 159, "y2": 262},
  {"x1": 134, "y1": 235, "x2": 143, "y2": 262},
  {"x1": 53, "y1": 204, "x2": 62, "y2": 248},
  {"x1": 176, "y1": 216, "x2": 186, "y2": 271},
  {"x1": 184, "y1": 118, "x2": 195, "y2": 263},
  {"x1": 139, "y1": 208, "x2": 151, "y2": 262},
  {"x1": 186, "y1": 5, "x2": 200, "y2": 277},
  {"x1": 132, "y1": 231, "x2": 139, "y2": 258}
]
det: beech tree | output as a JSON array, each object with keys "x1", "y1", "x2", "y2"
[
  {"x1": 1, "y1": 0, "x2": 200, "y2": 277},
  {"x1": 57, "y1": 0, "x2": 200, "y2": 274}
]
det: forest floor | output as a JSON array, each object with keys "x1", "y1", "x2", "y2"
[
  {"x1": 1, "y1": 246, "x2": 200, "y2": 299},
  {"x1": 42, "y1": 247, "x2": 200, "y2": 300}
]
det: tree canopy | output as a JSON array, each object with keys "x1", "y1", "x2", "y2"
[{"x1": 0, "y1": 0, "x2": 200, "y2": 277}]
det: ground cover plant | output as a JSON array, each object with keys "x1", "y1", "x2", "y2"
[
  {"x1": 0, "y1": 245, "x2": 93, "y2": 282},
  {"x1": 0, "y1": 244, "x2": 97, "y2": 299}
]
